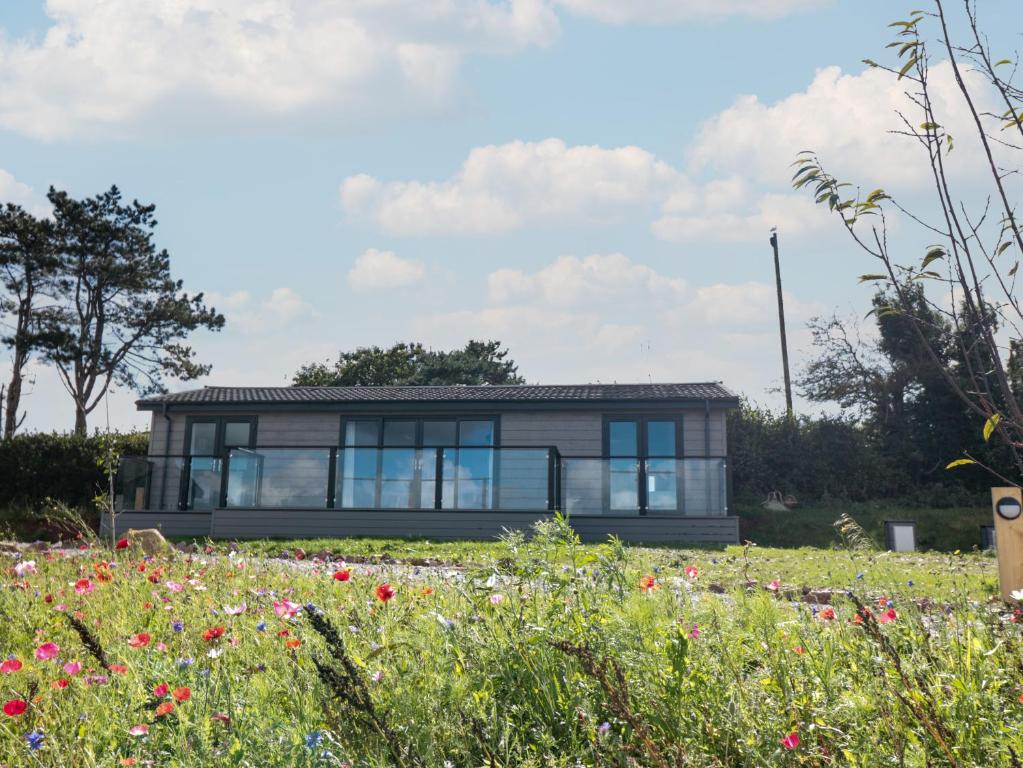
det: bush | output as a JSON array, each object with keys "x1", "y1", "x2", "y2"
[{"x1": 0, "y1": 431, "x2": 149, "y2": 510}]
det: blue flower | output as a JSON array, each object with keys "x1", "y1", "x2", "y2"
[
  {"x1": 26, "y1": 731, "x2": 45, "y2": 750},
  {"x1": 256, "y1": 621, "x2": 267, "y2": 632},
  {"x1": 907, "y1": 579, "x2": 914, "y2": 587},
  {"x1": 305, "y1": 732, "x2": 323, "y2": 749},
  {"x1": 172, "y1": 620, "x2": 184, "y2": 633},
  {"x1": 177, "y1": 657, "x2": 194, "y2": 668},
  {"x1": 856, "y1": 573, "x2": 864, "y2": 581}
]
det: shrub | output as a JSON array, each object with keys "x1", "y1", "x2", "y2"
[{"x1": 0, "y1": 431, "x2": 149, "y2": 510}]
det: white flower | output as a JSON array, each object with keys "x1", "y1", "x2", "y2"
[
  {"x1": 1010, "y1": 589, "x2": 1023, "y2": 602},
  {"x1": 207, "y1": 648, "x2": 224, "y2": 658}
]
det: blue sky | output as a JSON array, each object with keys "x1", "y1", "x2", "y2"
[{"x1": 0, "y1": 0, "x2": 1020, "y2": 433}]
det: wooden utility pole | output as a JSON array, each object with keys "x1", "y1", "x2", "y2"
[{"x1": 769, "y1": 229, "x2": 793, "y2": 417}]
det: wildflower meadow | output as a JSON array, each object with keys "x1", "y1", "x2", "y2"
[{"x1": 0, "y1": 518, "x2": 1021, "y2": 767}]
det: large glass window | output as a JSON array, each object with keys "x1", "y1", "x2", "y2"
[
  {"x1": 337, "y1": 417, "x2": 496, "y2": 509},
  {"x1": 182, "y1": 417, "x2": 256, "y2": 510}
]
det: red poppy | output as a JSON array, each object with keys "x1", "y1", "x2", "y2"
[
  {"x1": 172, "y1": 686, "x2": 191, "y2": 703},
  {"x1": 116, "y1": 538, "x2": 129, "y2": 550},
  {"x1": 0, "y1": 659, "x2": 22, "y2": 674},
  {"x1": 333, "y1": 569, "x2": 352, "y2": 582},
  {"x1": 110, "y1": 664, "x2": 128, "y2": 674},
  {"x1": 202, "y1": 626, "x2": 226, "y2": 642},
  {"x1": 781, "y1": 732, "x2": 800, "y2": 750},
  {"x1": 375, "y1": 583, "x2": 396, "y2": 603},
  {"x1": 2, "y1": 699, "x2": 27, "y2": 716},
  {"x1": 878, "y1": 608, "x2": 898, "y2": 624},
  {"x1": 53, "y1": 678, "x2": 70, "y2": 689},
  {"x1": 210, "y1": 713, "x2": 231, "y2": 724},
  {"x1": 793, "y1": 646, "x2": 806, "y2": 655},
  {"x1": 285, "y1": 638, "x2": 302, "y2": 649},
  {"x1": 819, "y1": 607, "x2": 836, "y2": 621},
  {"x1": 128, "y1": 633, "x2": 151, "y2": 648},
  {"x1": 639, "y1": 575, "x2": 658, "y2": 593},
  {"x1": 155, "y1": 701, "x2": 175, "y2": 717},
  {"x1": 153, "y1": 683, "x2": 169, "y2": 698}
]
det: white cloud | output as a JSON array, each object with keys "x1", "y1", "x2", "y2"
[
  {"x1": 0, "y1": 0, "x2": 560, "y2": 140},
  {"x1": 488, "y1": 254, "x2": 686, "y2": 305},
  {"x1": 555, "y1": 0, "x2": 830, "y2": 24},
  {"x1": 688, "y1": 62, "x2": 995, "y2": 192},
  {"x1": 205, "y1": 287, "x2": 312, "y2": 334},
  {"x1": 420, "y1": 254, "x2": 823, "y2": 395},
  {"x1": 348, "y1": 249, "x2": 426, "y2": 291},
  {"x1": 341, "y1": 138, "x2": 682, "y2": 235}
]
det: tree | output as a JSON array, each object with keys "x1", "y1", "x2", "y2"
[
  {"x1": 794, "y1": 0, "x2": 1023, "y2": 483},
  {"x1": 40, "y1": 186, "x2": 225, "y2": 435},
  {"x1": 0, "y1": 204, "x2": 58, "y2": 439},
  {"x1": 799, "y1": 283, "x2": 991, "y2": 483},
  {"x1": 293, "y1": 340, "x2": 525, "y2": 386}
]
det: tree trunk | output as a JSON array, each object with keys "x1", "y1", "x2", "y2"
[
  {"x1": 74, "y1": 403, "x2": 88, "y2": 436},
  {"x1": 3, "y1": 350, "x2": 26, "y2": 440}
]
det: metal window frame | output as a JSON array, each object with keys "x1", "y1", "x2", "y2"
[{"x1": 181, "y1": 416, "x2": 258, "y2": 510}]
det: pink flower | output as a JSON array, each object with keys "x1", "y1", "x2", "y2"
[
  {"x1": 164, "y1": 581, "x2": 184, "y2": 593},
  {"x1": 781, "y1": 732, "x2": 800, "y2": 750},
  {"x1": 153, "y1": 683, "x2": 169, "y2": 698},
  {"x1": 128, "y1": 724, "x2": 149, "y2": 737},
  {"x1": 35, "y1": 642, "x2": 60, "y2": 661},
  {"x1": 689, "y1": 624, "x2": 700, "y2": 640},
  {"x1": 74, "y1": 578, "x2": 95, "y2": 595},
  {"x1": 63, "y1": 661, "x2": 82, "y2": 676},
  {"x1": 489, "y1": 594, "x2": 506, "y2": 605},
  {"x1": 766, "y1": 580, "x2": 781, "y2": 592},
  {"x1": 273, "y1": 600, "x2": 301, "y2": 619},
  {"x1": 371, "y1": 670, "x2": 384, "y2": 683},
  {"x1": 224, "y1": 603, "x2": 247, "y2": 616},
  {"x1": 683, "y1": 565, "x2": 699, "y2": 580},
  {"x1": 0, "y1": 659, "x2": 22, "y2": 674},
  {"x1": 14, "y1": 561, "x2": 36, "y2": 577},
  {"x1": 878, "y1": 608, "x2": 898, "y2": 624}
]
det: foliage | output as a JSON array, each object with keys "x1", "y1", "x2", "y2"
[
  {"x1": 728, "y1": 400, "x2": 914, "y2": 502},
  {"x1": 794, "y1": 1, "x2": 1023, "y2": 484},
  {"x1": 35, "y1": 186, "x2": 224, "y2": 435},
  {"x1": 0, "y1": 525, "x2": 1016, "y2": 766},
  {"x1": 0, "y1": 431, "x2": 149, "y2": 515},
  {"x1": 293, "y1": 340, "x2": 525, "y2": 387},
  {"x1": 0, "y1": 204, "x2": 59, "y2": 439},
  {"x1": 798, "y1": 284, "x2": 1002, "y2": 489}
]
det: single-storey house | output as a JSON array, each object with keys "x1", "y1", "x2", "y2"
[{"x1": 105, "y1": 383, "x2": 739, "y2": 543}]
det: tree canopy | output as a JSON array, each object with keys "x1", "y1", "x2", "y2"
[{"x1": 293, "y1": 340, "x2": 525, "y2": 387}]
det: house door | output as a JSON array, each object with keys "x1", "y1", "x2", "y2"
[
  {"x1": 605, "y1": 417, "x2": 682, "y2": 515},
  {"x1": 181, "y1": 417, "x2": 256, "y2": 510}
]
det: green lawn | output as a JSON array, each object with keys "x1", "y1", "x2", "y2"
[{"x1": 0, "y1": 516, "x2": 1017, "y2": 766}]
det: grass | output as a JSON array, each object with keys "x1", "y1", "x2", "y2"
[
  {"x1": 0, "y1": 517, "x2": 1019, "y2": 766},
  {"x1": 737, "y1": 499, "x2": 992, "y2": 551}
]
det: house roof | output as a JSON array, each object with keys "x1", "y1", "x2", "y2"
[{"x1": 137, "y1": 382, "x2": 739, "y2": 410}]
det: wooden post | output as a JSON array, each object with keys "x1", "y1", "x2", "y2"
[{"x1": 991, "y1": 487, "x2": 1023, "y2": 600}]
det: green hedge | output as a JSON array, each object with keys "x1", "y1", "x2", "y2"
[{"x1": 0, "y1": 432, "x2": 149, "y2": 510}]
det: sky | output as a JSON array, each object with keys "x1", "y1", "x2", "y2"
[{"x1": 0, "y1": 0, "x2": 1021, "y2": 434}]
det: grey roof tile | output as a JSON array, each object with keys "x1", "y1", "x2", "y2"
[{"x1": 137, "y1": 382, "x2": 738, "y2": 407}]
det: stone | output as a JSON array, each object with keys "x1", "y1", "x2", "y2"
[{"x1": 126, "y1": 528, "x2": 171, "y2": 557}]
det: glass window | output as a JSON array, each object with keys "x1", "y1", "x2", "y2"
[
  {"x1": 459, "y1": 420, "x2": 495, "y2": 446},
  {"x1": 345, "y1": 420, "x2": 379, "y2": 447},
  {"x1": 189, "y1": 422, "x2": 217, "y2": 455},
  {"x1": 340, "y1": 448, "x2": 378, "y2": 508},
  {"x1": 187, "y1": 457, "x2": 221, "y2": 509},
  {"x1": 223, "y1": 421, "x2": 252, "y2": 449},
  {"x1": 423, "y1": 421, "x2": 456, "y2": 446},
  {"x1": 646, "y1": 458, "x2": 678, "y2": 511},
  {"x1": 383, "y1": 420, "x2": 416, "y2": 446},
  {"x1": 646, "y1": 421, "x2": 676, "y2": 457},
  {"x1": 609, "y1": 458, "x2": 639, "y2": 512},
  {"x1": 442, "y1": 448, "x2": 494, "y2": 509},
  {"x1": 380, "y1": 448, "x2": 416, "y2": 508},
  {"x1": 608, "y1": 421, "x2": 637, "y2": 457}
]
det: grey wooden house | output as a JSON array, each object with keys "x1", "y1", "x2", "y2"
[{"x1": 107, "y1": 383, "x2": 739, "y2": 543}]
